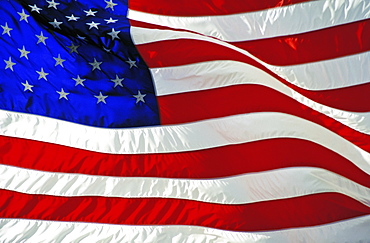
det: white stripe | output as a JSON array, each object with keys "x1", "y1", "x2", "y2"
[
  {"x1": 128, "y1": 0, "x2": 370, "y2": 42},
  {"x1": 1, "y1": 165, "x2": 370, "y2": 205},
  {"x1": 1, "y1": 216, "x2": 370, "y2": 243},
  {"x1": 132, "y1": 27, "x2": 370, "y2": 90},
  {"x1": 272, "y1": 52, "x2": 370, "y2": 90},
  {"x1": 1, "y1": 110, "x2": 370, "y2": 174},
  {"x1": 152, "y1": 60, "x2": 370, "y2": 135}
]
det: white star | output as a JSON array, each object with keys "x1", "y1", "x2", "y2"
[
  {"x1": 47, "y1": 0, "x2": 60, "y2": 9},
  {"x1": 49, "y1": 19, "x2": 63, "y2": 29},
  {"x1": 66, "y1": 14, "x2": 80, "y2": 21},
  {"x1": 89, "y1": 58, "x2": 102, "y2": 71},
  {"x1": 72, "y1": 75, "x2": 86, "y2": 86},
  {"x1": 1, "y1": 23, "x2": 12, "y2": 36},
  {"x1": 84, "y1": 9, "x2": 97, "y2": 16},
  {"x1": 18, "y1": 46, "x2": 30, "y2": 59},
  {"x1": 53, "y1": 54, "x2": 66, "y2": 67},
  {"x1": 4, "y1": 57, "x2": 16, "y2": 71},
  {"x1": 126, "y1": 58, "x2": 138, "y2": 69},
  {"x1": 36, "y1": 31, "x2": 48, "y2": 45},
  {"x1": 56, "y1": 88, "x2": 69, "y2": 100},
  {"x1": 133, "y1": 90, "x2": 146, "y2": 103},
  {"x1": 21, "y1": 80, "x2": 34, "y2": 92},
  {"x1": 17, "y1": 9, "x2": 30, "y2": 23},
  {"x1": 66, "y1": 42, "x2": 79, "y2": 54},
  {"x1": 86, "y1": 21, "x2": 100, "y2": 30},
  {"x1": 104, "y1": 17, "x2": 118, "y2": 24},
  {"x1": 36, "y1": 68, "x2": 49, "y2": 81},
  {"x1": 111, "y1": 75, "x2": 124, "y2": 88},
  {"x1": 94, "y1": 92, "x2": 108, "y2": 104},
  {"x1": 107, "y1": 28, "x2": 120, "y2": 40},
  {"x1": 105, "y1": 0, "x2": 118, "y2": 11},
  {"x1": 29, "y1": 4, "x2": 42, "y2": 13}
]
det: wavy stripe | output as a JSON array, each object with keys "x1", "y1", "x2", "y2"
[
  {"x1": 1, "y1": 215, "x2": 370, "y2": 243},
  {"x1": 0, "y1": 190, "x2": 369, "y2": 231},
  {"x1": 1, "y1": 110, "x2": 370, "y2": 174},
  {"x1": 132, "y1": 19, "x2": 370, "y2": 66},
  {"x1": 272, "y1": 52, "x2": 370, "y2": 91},
  {"x1": 232, "y1": 19, "x2": 370, "y2": 66},
  {"x1": 132, "y1": 27, "x2": 370, "y2": 91},
  {"x1": 129, "y1": 0, "x2": 311, "y2": 17},
  {"x1": 153, "y1": 60, "x2": 370, "y2": 135},
  {"x1": 158, "y1": 85, "x2": 370, "y2": 152},
  {"x1": 2, "y1": 136, "x2": 370, "y2": 187},
  {"x1": 150, "y1": 58, "x2": 290, "y2": 96},
  {"x1": 2, "y1": 165, "x2": 370, "y2": 205},
  {"x1": 137, "y1": 39, "x2": 370, "y2": 112},
  {"x1": 128, "y1": 0, "x2": 370, "y2": 42}
]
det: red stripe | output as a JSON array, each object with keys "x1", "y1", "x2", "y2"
[
  {"x1": 233, "y1": 19, "x2": 370, "y2": 65},
  {"x1": 1, "y1": 190, "x2": 368, "y2": 231},
  {"x1": 138, "y1": 39, "x2": 240, "y2": 68},
  {"x1": 137, "y1": 39, "x2": 370, "y2": 112},
  {"x1": 1, "y1": 135, "x2": 369, "y2": 187},
  {"x1": 128, "y1": 0, "x2": 311, "y2": 16}
]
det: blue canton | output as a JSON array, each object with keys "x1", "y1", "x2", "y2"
[{"x1": 0, "y1": 0, "x2": 160, "y2": 128}]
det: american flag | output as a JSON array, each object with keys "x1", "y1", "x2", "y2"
[{"x1": 0, "y1": 0, "x2": 369, "y2": 242}]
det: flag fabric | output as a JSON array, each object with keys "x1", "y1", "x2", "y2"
[{"x1": 0, "y1": 0, "x2": 369, "y2": 242}]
